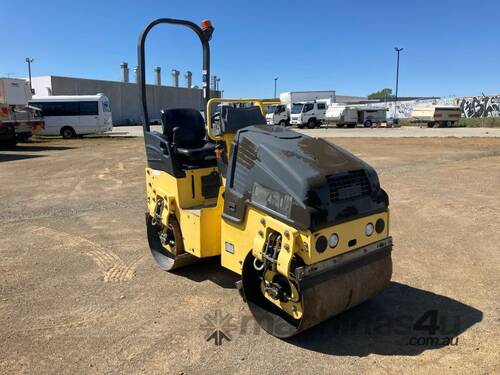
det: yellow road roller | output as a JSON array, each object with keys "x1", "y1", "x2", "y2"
[{"x1": 137, "y1": 18, "x2": 393, "y2": 337}]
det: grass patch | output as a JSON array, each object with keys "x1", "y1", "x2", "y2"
[{"x1": 456, "y1": 117, "x2": 500, "y2": 128}]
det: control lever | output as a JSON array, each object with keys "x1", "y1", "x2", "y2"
[{"x1": 172, "y1": 127, "x2": 180, "y2": 152}]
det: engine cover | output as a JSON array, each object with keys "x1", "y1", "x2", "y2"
[{"x1": 223, "y1": 125, "x2": 388, "y2": 230}]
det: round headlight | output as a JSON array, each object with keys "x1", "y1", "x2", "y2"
[
  {"x1": 316, "y1": 236, "x2": 327, "y2": 253},
  {"x1": 375, "y1": 218, "x2": 385, "y2": 233},
  {"x1": 365, "y1": 223, "x2": 374, "y2": 236},
  {"x1": 329, "y1": 233, "x2": 339, "y2": 248}
]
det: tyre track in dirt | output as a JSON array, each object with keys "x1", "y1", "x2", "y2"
[{"x1": 32, "y1": 226, "x2": 143, "y2": 283}]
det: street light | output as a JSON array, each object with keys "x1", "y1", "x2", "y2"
[
  {"x1": 25, "y1": 57, "x2": 34, "y2": 93},
  {"x1": 274, "y1": 77, "x2": 278, "y2": 99},
  {"x1": 394, "y1": 48, "x2": 403, "y2": 119}
]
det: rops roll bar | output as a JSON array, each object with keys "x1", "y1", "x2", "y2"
[{"x1": 137, "y1": 18, "x2": 214, "y2": 134}]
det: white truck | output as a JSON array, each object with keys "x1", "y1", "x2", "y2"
[
  {"x1": 0, "y1": 78, "x2": 44, "y2": 146},
  {"x1": 266, "y1": 104, "x2": 289, "y2": 126},
  {"x1": 289, "y1": 100, "x2": 329, "y2": 128},
  {"x1": 265, "y1": 91, "x2": 336, "y2": 126}
]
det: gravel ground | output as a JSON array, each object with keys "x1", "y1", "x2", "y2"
[
  {"x1": 109, "y1": 125, "x2": 500, "y2": 138},
  {"x1": 0, "y1": 136, "x2": 499, "y2": 374}
]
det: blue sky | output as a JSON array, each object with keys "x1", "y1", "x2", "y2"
[{"x1": 3, "y1": 0, "x2": 499, "y2": 98}]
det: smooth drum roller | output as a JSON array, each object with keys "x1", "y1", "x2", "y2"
[
  {"x1": 137, "y1": 17, "x2": 394, "y2": 338},
  {"x1": 146, "y1": 215, "x2": 197, "y2": 271},
  {"x1": 242, "y1": 239, "x2": 393, "y2": 337}
]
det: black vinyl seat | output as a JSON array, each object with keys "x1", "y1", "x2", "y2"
[
  {"x1": 161, "y1": 108, "x2": 215, "y2": 162},
  {"x1": 176, "y1": 142, "x2": 216, "y2": 160}
]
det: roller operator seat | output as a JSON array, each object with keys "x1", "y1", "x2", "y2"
[{"x1": 160, "y1": 108, "x2": 216, "y2": 161}]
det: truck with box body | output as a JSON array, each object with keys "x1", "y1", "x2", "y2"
[
  {"x1": 0, "y1": 78, "x2": 44, "y2": 145},
  {"x1": 265, "y1": 91, "x2": 336, "y2": 126}
]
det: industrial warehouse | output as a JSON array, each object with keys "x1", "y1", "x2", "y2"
[
  {"x1": 28, "y1": 66, "x2": 371, "y2": 126},
  {"x1": 30, "y1": 64, "x2": 220, "y2": 125},
  {"x1": 1, "y1": 1, "x2": 499, "y2": 375}
]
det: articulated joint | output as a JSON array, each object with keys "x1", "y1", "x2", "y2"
[
  {"x1": 150, "y1": 194, "x2": 176, "y2": 226},
  {"x1": 252, "y1": 219, "x2": 300, "y2": 278}
]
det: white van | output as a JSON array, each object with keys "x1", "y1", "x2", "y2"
[
  {"x1": 289, "y1": 101, "x2": 328, "y2": 128},
  {"x1": 29, "y1": 94, "x2": 113, "y2": 138}
]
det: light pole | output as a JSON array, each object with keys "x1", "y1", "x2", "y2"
[
  {"x1": 216, "y1": 77, "x2": 221, "y2": 92},
  {"x1": 394, "y1": 48, "x2": 403, "y2": 119},
  {"x1": 25, "y1": 57, "x2": 34, "y2": 93},
  {"x1": 274, "y1": 77, "x2": 278, "y2": 99}
]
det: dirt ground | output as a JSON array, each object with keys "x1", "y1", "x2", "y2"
[{"x1": 1, "y1": 136, "x2": 499, "y2": 374}]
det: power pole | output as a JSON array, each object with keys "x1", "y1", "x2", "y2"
[
  {"x1": 25, "y1": 57, "x2": 34, "y2": 93},
  {"x1": 394, "y1": 48, "x2": 403, "y2": 119},
  {"x1": 274, "y1": 77, "x2": 278, "y2": 99}
]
